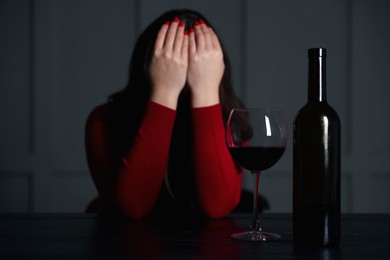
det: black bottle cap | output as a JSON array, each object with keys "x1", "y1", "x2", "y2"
[{"x1": 308, "y1": 48, "x2": 327, "y2": 58}]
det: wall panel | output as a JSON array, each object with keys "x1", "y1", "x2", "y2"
[
  {"x1": 49, "y1": 173, "x2": 97, "y2": 212},
  {"x1": 0, "y1": 173, "x2": 32, "y2": 212},
  {"x1": 350, "y1": 0, "x2": 390, "y2": 212},
  {"x1": 50, "y1": 0, "x2": 136, "y2": 171},
  {"x1": 0, "y1": 0, "x2": 31, "y2": 160},
  {"x1": 31, "y1": 0, "x2": 137, "y2": 212}
]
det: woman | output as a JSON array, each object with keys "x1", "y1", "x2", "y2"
[{"x1": 85, "y1": 9, "x2": 248, "y2": 219}]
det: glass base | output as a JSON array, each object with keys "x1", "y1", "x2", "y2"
[{"x1": 230, "y1": 230, "x2": 281, "y2": 242}]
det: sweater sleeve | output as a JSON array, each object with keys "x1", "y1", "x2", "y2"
[
  {"x1": 85, "y1": 101, "x2": 176, "y2": 219},
  {"x1": 116, "y1": 101, "x2": 176, "y2": 218},
  {"x1": 192, "y1": 104, "x2": 242, "y2": 218}
]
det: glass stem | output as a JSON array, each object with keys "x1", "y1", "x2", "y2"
[{"x1": 250, "y1": 171, "x2": 261, "y2": 231}]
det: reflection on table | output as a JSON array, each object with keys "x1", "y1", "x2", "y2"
[{"x1": 0, "y1": 213, "x2": 389, "y2": 259}]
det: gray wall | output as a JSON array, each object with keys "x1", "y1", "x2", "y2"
[{"x1": 1, "y1": 0, "x2": 389, "y2": 213}]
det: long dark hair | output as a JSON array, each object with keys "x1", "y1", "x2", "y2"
[{"x1": 107, "y1": 9, "x2": 247, "y2": 155}]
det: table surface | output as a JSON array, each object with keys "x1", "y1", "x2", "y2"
[{"x1": 0, "y1": 213, "x2": 389, "y2": 259}]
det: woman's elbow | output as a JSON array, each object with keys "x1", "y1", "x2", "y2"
[
  {"x1": 116, "y1": 195, "x2": 153, "y2": 220},
  {"x1": 201, "y1": 195, "x2": 241, "y2": 219}
]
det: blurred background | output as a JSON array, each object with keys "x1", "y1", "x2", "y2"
[{"x1": 1, "y1": 0, "x2": 389, "y2": 213}]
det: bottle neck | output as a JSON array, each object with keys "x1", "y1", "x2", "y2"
[{"x1": 308, "y1": 55, "x2": 327, "y2": 103}]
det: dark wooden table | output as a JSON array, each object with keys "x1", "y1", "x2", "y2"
[{"x1": 0, "y1": 213, "x2": 389, "y2": 259}]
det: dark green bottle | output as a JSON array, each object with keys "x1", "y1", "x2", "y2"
[{"x1": 293, "y1": 48, "x2": 341, "y2": 246}]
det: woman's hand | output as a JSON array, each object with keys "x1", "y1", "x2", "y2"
[
  {"x1": 149, "y1": 18, "x2": 189, "y2": 109},
  {"x1": 187, "y1": 21, "x2": 225, "y2": 107}
]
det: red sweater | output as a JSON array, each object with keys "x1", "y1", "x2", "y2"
[{"x1": 85, "y1": 101, "x2": 242, "y2": 219}]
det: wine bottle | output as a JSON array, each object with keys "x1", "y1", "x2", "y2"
[{"x1": 293, "y1": 48, "x2": 341, "y2": 246}]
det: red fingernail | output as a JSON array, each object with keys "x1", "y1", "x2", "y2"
[
  {"x1": 164, "y1": 21, "x2": 170, "y2": 26},
  {"x1": 184, "y1": 30, "x2": 188, "y2": 36},
  {"x1": 199, "y1": 19, "x2": 205, "y2": 25},
  {"x1": 195, "y1": 21, "x2": 200, "y2": 26},
  {"x1": 173, "y1": 17, "x2": 179, "y2": 22},
  {"x1": 190, "y1": 27, "x2": 195, "y2": 33},
  {"x1": 179, "y1": 21, "x2": 184, "y2": 27}
]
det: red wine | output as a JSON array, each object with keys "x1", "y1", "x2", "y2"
[
  {"x1": 228, "y1": 146, "x2": 285, "y2": 172},
  {"x1": 293, "y1": 48, "x2": 341, "y2": 246}
]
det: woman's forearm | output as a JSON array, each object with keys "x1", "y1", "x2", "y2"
[
  {"x1": 192, "y1": 104, "x2": 242, "y2": 218},
  {"x1": 116, "y1": 101, "x2": 176, "y2": 219}
]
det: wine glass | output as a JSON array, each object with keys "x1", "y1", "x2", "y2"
[{"x1": 226, "y1": 108, "x2": 288, "y2": 241}]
